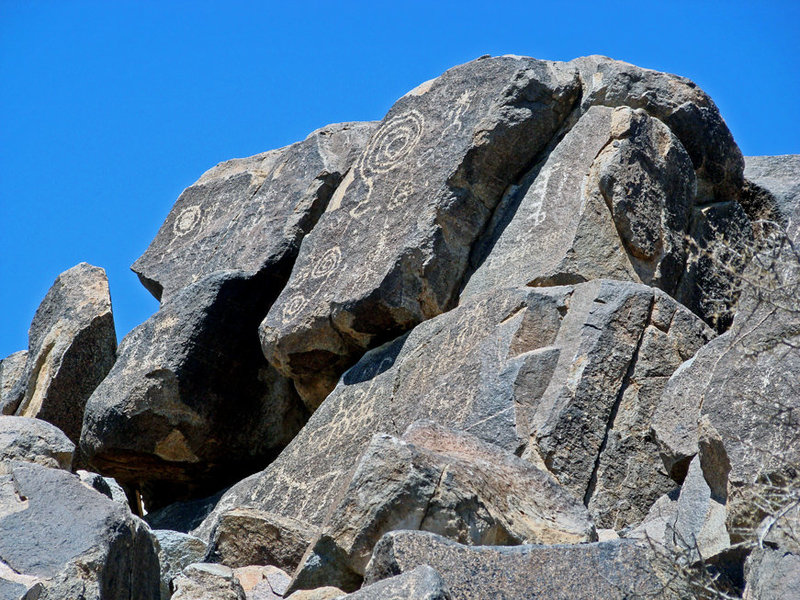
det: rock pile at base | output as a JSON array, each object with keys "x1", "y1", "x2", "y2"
[{"x1": 2, "y1": 54, "x2": 799, "y2": 599}]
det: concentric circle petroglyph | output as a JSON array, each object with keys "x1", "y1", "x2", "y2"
[
  {"x1": 282, "y1": 294, "x2": 309, "y2": 321},
  {"x1": 310, "y1": 246, "x2": 342, "y2": 279},
  {"x1": 173, "y1": 205, "x2": 202, "y2": 236},
  {"x1": 361, "y1": 110, "x2": 425, "y2": 175}
]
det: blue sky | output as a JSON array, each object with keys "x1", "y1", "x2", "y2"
[{"x1": 1, "y1": 0, "x2": 798, "y2": 358}]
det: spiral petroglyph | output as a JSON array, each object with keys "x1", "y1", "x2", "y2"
[
  {"x1": 361, "y1": 110, "x2": 425, "y2": 176},
  {"x1": 173, "y1": 205, "x2": 202, "y2": 236},
  {"x1": 310, "y1": 246, "x2": 342, "y2": 279},
  {"x1": 282, "y1": 293, "x2": 309, "y2": 321}
]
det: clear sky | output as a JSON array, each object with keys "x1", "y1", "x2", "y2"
[{"x1": 1, "y1": 0, "x2": 798, "y2": 358}]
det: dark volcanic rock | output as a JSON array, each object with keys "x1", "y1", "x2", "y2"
[
  {"x1": 132, "y1": 122, "x2": 377, "y2": 303},
  {"x1": 343, "y1": 565, "x2": 451, "y2": 600},
  {"x1": 0, "y1": 416, "x2": 74, "y2": 471},
  {"x1": 198, "y1": 280, "x2": 709, "y2": 569},
  {"x1": 0, "y1": 461, "x2": 159, "y2": 599},
  {"x1": 0, "y1": 351, "x2": 27, "y2": 411},
  {"x1": 290, "y1": 423, "x2": 594, "y2": 592},
  {"x1": 81, "y1": 271, "x2": 309, "y2": 509},
  {"x1": 2, "y1": 263, "x2": 116, "y2": 445},
  {"x1": 260, "y1": 55, "x2": 581, "y2": 408},
  {"x1": 363, "y1": 530, "x2": 667, "y2": 600}
]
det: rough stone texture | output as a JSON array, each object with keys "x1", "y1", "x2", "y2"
[
  {"x1": 132, "y1": 122, "x2": 377, "y2": 303},
  {"x1": 77, "y1": 470, "x2": 129, "y2": 506},
  {"x1": 0, "y1": 416, "x2": 74, "y2": 471},
  {"x1": 260, "y1": 55, "x2": 581, "y2": 409},
  {"x1": 654, "y1": 239, "x2": 800, "y2": 489},
  {"x1": 291, "y1": 423, "x2": 595, "y2": 592},
  {"x1": 171, "y1": 563, "x2": 245, "y2": 600},
  {"x1": 153, "y1": 530, "x2": 207, "y2": 600},
  {"x1": 464, "y1": 104, "x2": 694, "y2": 298},
  {"x1": 81, "y1": 271, "x2": 309, "y2": 509},
  {"x1": 342, "y1": 565, "x2": 451, "y2": 600},
  {"x1": 744, "y1": 548, "x2": 800, "y2": 600},
  {"x1": 0, "y1": 351, "x2": 27, "y2": 411},
  {"x1": 284, "y1": 587, "x2": 344, "y2": 600},
  {"x1": 199, "y1": 280, "x2": 708, "y2": 569},
  {"x1": 363, "y1": 530, "x2": 667, "y2": 600},
  {"x1": 744, "y1": 154, "x2": 800, "y2": 243},
  {"x1": 2, "y1": 263, "x2": 117, "y2": 445},
  {"x1": 232, "y1": 565, "x2": 289, "y2": 595},
  {"x1": 145, "y1": 490, "x2": 225, "y2": 534},
  {"x1": 0, "y1": 461, "x2": 159, "y2": 600}
]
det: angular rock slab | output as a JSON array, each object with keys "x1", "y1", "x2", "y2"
[
  {"x1": 260, "y1": 55, "x2": 581, "y2": 408},
  {"x1": 132, "y1": 122, "x2": 377, "y2": 302},
  {"x1": 0, "y1": 351, "x2": 26, "y2": 411},
  {"x1": 153, "y1": 530, "x2": 207, "y2": 600},
  {"x1": 3, "y1": 263, "x2": 116, "y2": 444},
  {"x1": 291, "y1": 423, "x2": 595, "y2": 592},
  {"x1": 0, "y1": 416, "x2": 74, "y2": 471},
  {"x1": 0, "y1": 461, "x2": 159, "y2": 600},
  {"x1": 654, "y1": 239, "x2": 800, "y2": 489},
  {"x1": 343, "y1": 565, "x2": 451, "y2": 600},
  {"x1": 464, "y1": 104, "x2": 694, "y2": 298},
  {"x1": 363, "y1": 531, "x2": 667, "y2": 600},
  {"x1": 171, "y1": 563, "x2": 245, "y2": 600},
  {"x1": 744, "y1": 154, "x2": 800, "y2": 243},
  {"x1": 81, "y1": 271, "x2": 308, "y2": 509},
  {"x1": 199, "y1": 280, "x2": 708, "y2": 569}
]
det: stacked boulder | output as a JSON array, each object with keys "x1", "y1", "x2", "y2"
[{"x1": 2, "y1": 55, "x2": 798, "y2": 598}]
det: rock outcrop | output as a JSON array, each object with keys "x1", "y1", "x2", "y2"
[
  {"x1": 3, "y1": 263, "x2": 116, "y2": 445},
  {"x1": 0, "y1": 416, "x2": 74, "y2": 471}
]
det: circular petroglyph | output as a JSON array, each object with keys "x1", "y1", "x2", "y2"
[
  {"x1": 311, "y1": 246, "x2": 342, "y2": 279},
  {"x1": 282, "y1": 294, "x2": 308, "y2": 321},
  {"x1": 388, "y1": 181, "x2": 414, "y2": 210},
  {"x1": 173, "y1": 205, "x2": 202, "y2": 236},
  {"x1": 362, "y1": 110, "x2": 425, "y2": 175}
]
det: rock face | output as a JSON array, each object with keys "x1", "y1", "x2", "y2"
[
  {"x1": 0, "y1": 416, "x2": 74, "y2": 471},
  {"x1": 81, "y1": 124, "x2": 375, "y2": 509},
  {"x1": 343, "y1": 565, "x2": 451, "y2": 600},
  {"x1": 0, "y1": 461, "x2": 159, "y2": 599},
  {"x1": 291, "y1": 423, "x2": 594, "y2": 592},
  {"x1": 2, "y1": 263, "x2": 116, "y2": 444},
  {"x1": 744, "y1": 154, "x2": 800, "y2": 243},
  {"x1": 198, "y1": 280, "x2": 710, "y2": 569},
  {"x1": 260, "y1": 55, "x2": 582, "y2": 409},
  {"x1": 363, "y1": 530, "x2": 667, "y2": 600},
  {"x1": 153, "y1": 530, "x2": 208, "y2": 600},
  {"x1": 132, "y1": 122, "x2": 377, "y2": 303},
  {"x1": 171, "y1": 563, "x2": 246, "y2": 600},
  {"x1": 81, "y1": 271, "x2": 309, "y2": 508}
]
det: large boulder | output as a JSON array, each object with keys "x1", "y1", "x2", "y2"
[
  {"x1": 80, "y1": 271, "x2": 308, "y2": 509},
  {"x1": 363, "y1": 530, "x2": 669, "y2": 600},
  {"x1": 171, "y1": 563, "x2": 245, "y2": 600},
  {"x1": 153, "y1": 530, "x2": 208, "y2": 600},
  {"x1": 132, "y1": 122, "x2": 377, "y2": 303},
  {"x1": 290, "y1": 423, "x2": 595, "y2": 592},
  {"x1": 0, "y1": 461, "x2": 159, "y2": 599},
  {"x1": 0, "y1": 416, "x2": 74, "y2": 471},
  {"x1": 81, "y1": 124, "x2": 375, "y2": 509},
  {"x1": 197, "y1": 280, "x2": 709, "y2": 570},
  {"x1": 2, "y1": 263, "x2": 116, "y2": 444},
  {"x1": 259, "y1": 55, "x2": 582, "y2": 409},
  {"x1": 342, "y1": 565, "x2": 451, "y2": 600}
]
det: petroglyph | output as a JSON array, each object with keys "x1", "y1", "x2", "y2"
[
  {"x1": 361, "y1": 110, "x2": 425, "y2": 176},
  {"x1": 173, "y1": 205, "x2": 203, "y2": 236}
]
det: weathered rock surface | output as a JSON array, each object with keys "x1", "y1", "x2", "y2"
[
  {"x1": 363, "y1": 530, "x2": 667, "y2": 600},
  {"x1": 744, "y1": 154, "x2": 800, "y2": 243},
  {"x1": 81, "y1": 271, "x2": 309, "y2": 509},
  {"x1": 260, "y1": 55, "x2": 582, "y2": 408},
  {"x1": 0, "y1": 416, "x2": 74, "y2": 471},
  {"x1": 343, "y1": 565, "x2": 451, "y2": 600},
  {"x1": 0, "y1": 461, "x2": 159, "y2": 599},
  {"x1": 2, "y1": 263, "x2": 116, "y2": 445},
  {"x1": 145, "y1": 489, "x2": 225, "y2": 533},
  {"x1": 291, "y1": 423, "x2": 595, "y2": 592},
  {"x1": 153, "y1": 530, "x2": 208, "y2": 600},
  {"x1": 0, "y1": 351, "x2": 27, "y2": 410},
  {"x1": 171, "y1": 562, "x2": 245, "y2": 600},
  {"x1": 77, "y1": 469, "x2": 130, "y2": 505},
  {"x1": 233, "y1": 564, "x2": 289, "y2": 596},
  {"x1": 744, "y1": 503, "x2": 800, "y2": 600},
  {"x1": 199, "y1": 280, "x2": 709, "y2": 569},
  {"x1": 654, "y1": 239, "x2": 800, "y2": 489},
  {"x1": 132, "y1": 122, "x2": 377, "y2": 303},
  {"x1": 285, "y1": 587, "x2": 345, "y2": 600}
]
